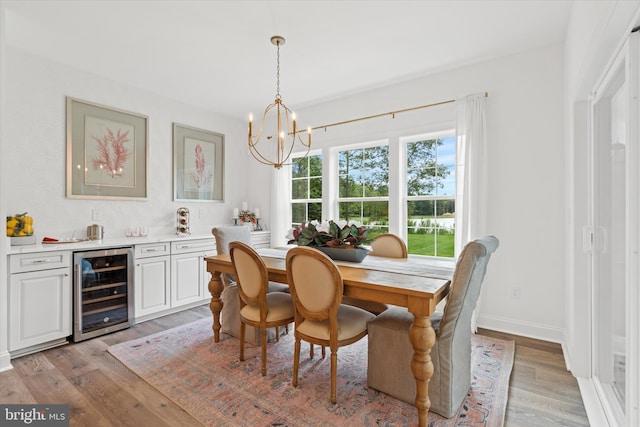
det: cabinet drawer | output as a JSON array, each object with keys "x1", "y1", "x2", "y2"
[
  {"x1": 10, "y1": 251, "x2": 71, "y2": 273},
  {"x1": 171, "y1": 238, "x2": 216, "y2": 254},
  {"x1": 251, "y1": 231, "x2": 271, "y2": 247},
  {"x1": 135, "y1": 242, "x2": 171, "y2": 258}
]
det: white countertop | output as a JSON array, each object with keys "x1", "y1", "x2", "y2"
[{"x1": 7, "y1": 233, "x2": 215, "y2": 255}]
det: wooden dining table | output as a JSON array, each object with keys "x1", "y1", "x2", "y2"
[{"x1": 204, "y1": 248, "x2": 453, "y2": 427}]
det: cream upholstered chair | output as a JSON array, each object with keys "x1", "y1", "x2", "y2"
[
  {"x1": 368, "y1": 233, "x2": 409, "y2": 258},
  {"x1": 229, "y1": 241, "x2": 294, "y2": 376},
  {"x1": 342, "y1": 233, "x2": 408, "y2": 315},
  {"x1": 212, "y1": 226, "x2": 288, "y2": 345},
  {"x1": 367, "y1": 235, "x2": 499, "y2": 418},
  {"x1": 286, "y1": 246, "x2": 375, "y2": 404}
]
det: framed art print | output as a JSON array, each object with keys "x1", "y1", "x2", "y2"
[
  {"x1": 173, "y1": 123, "x2": 224, "y2": 202},
  {"x1": 66, "y1": 97, "x2": 148, "y2": 199}
]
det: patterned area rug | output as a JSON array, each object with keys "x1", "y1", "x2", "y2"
[{"x1": 108, "y1": 318, "x2": 514, "y2": 426}]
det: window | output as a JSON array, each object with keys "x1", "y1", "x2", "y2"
[
  {"x1": 338, "y1": 143, "x2": 388, "y2": 236},
  {"x1": 405, "y1": 133, "x2": 456, "y2": 257},
  {"x1": 291, "y1": 153, "x2": 322, "y2": 226}
]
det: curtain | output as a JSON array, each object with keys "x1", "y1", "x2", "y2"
[
  {"x1": 270, "y1": 165, "x2": 292, "y2": 248},
  {"x1": 455, "y1": 92, "x2": 488, "y2": 332}
]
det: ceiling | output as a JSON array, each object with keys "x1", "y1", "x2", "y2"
[{"x1": 4, "y1": 0, "x2": 574, "y2": 120}]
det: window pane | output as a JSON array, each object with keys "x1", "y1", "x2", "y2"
[
  {"x1": 291, "y1": 179, "x2": 307, "y2": 199},
  {"x1": 407, "y1": 200, "x2": 455, "y2": 257},
  {"x1": 291, "y1": 158, "x2": 308, "y2": 178},
  {"x1": 309, "y1": 154, "x2": 322, "y2": 176},
  {"x1": 310, "y1": 177, "x2": 322, "y2": 198},
  {"x1": 308, "y1": 202, "x2": 322, "y2": 222},
  {"x1": 292, "y1": 203, "x2": 306, "y2": 225},
  {"x1": 438, "y1": 165, "x2": 455, "y2": 196}
]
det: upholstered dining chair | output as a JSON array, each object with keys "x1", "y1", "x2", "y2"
[
  {"x1": 286, "y1": 246, "x2": 375, "y2": 404},
  {"x1": 342, "y1": 233, "x2": 408, "y2": 315},
  {"x1": 229, "y1": 241, "x2": 294, "y2": 376},
  {"x1": 212, "y1": 226, "x2": 289, "y2": 345},
  {"x1": 366, "y1": 235, "x2": 499, "y2": 418},
  {"x1": 368, "y1": 232, "x2": 409, "y2": 258}
]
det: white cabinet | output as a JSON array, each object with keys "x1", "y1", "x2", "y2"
[
  {"x1": 9, "y1": 251, "x2": 72, "y2": 355},
  {"x1": 170, "y1": 239, "x2": 216, "y2": 308},
  {"x1": 134, "y1": 242, "x2": 171, "y2": 318},
  {"x1": 251, "y1": 231, "x2": 271, "y2": 249}
]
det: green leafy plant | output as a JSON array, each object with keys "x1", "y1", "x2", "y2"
[{"x1": 287, "y1": 220, "x2": 373, "y2": 248}]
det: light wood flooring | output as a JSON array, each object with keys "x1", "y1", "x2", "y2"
[{"x1": 1, "y1": 306, "x2": 589, "y2": 426}]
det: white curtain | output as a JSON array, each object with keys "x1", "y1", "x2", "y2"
[
  {"x1": 455, "y1": 92, "x2": 488, "y2": 331},
  {"x1": 270, "y1": 165, "x2": 292, "y2": 248}
]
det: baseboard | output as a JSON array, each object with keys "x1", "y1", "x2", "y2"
[
  {"x1": 577, "y1": 377, "x2": 612, "y2": 427},
  {"x1": 476, "y1": 313, "x2": 565, "y2": 344},
  {"x1": 0, "y1": 350, "x2": 13, "y2": 372}
]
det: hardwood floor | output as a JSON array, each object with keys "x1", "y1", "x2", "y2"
[{"x1": 1, "y1": 306, "x2": 589, "y2": 426}]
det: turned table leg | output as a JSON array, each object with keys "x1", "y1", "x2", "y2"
[
  {"x1": 409, "y1": 313, "x2": 436, "y2": 427},
  {"x1": 208, "y1": 270, "x2": 224, "y2": 342}
]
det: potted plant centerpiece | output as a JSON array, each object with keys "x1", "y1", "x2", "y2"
[{"x1": 286, "y1": 220, "x2": 373, "y2": 263}]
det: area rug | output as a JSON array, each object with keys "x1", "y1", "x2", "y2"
[{"x1": 108, "y1": 318, "x2": 514, "y2": 426}]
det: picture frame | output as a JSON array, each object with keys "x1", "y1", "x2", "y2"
[
  {"x1": 66, "y1": 97, "x2": 148, "y2": 199},
  {"x1": 173, "y1": 123, "x2": 224, "y2": 202}
]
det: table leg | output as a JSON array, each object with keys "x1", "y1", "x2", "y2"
[
  {"x1": 408, "y1": 312, "x2": 436, "y2": 427},
  {"x1": 208, "y1": 270, "x2": 224, "y2": 342}
]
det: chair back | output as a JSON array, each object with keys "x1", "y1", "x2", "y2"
[
  {"x1": 438, "y1": 235, "x2": 499, "y2": 341},
  {"x1": 229, "y1": 241, "x2": 269, "y2": 315},
  {"x1": 369, "y1": 233, "x2": 408, "y2": 258},
  {"x1": 212, "y1": 226, "x2": 252, "y2": 285},
  {"x1": 286, "y1": 246, "x2": 343, "y2": 324}
]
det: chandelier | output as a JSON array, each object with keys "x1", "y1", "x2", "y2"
[{"x1": 248, "y1": 36, "x2": 311, "y2": 168}]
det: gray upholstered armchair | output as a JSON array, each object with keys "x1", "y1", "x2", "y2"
[
  {"x1": 366, "y1": 235, "x2": 499, "y2": 418},
  {"x1": 212, "y1": 226, "x2": 289, "y2": 345}
]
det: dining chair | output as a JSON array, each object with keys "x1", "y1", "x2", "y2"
[
  {"x1": 342, "y1": 233, "x2": 408, "y2": 315},
  {"x1": 368, "y1": 233, "x2": 409, "y2": 258},
  {"x1": 286, "y1": 246, "x2": 375, "y2": 404},
  {"x1": 366, "y1": 235, "x2": 499, "y2": 418},
  {"x1": 212, "y1": 226, "x2": 289, "y2": 345},
  {"x1": 229, "y1": 241, "x2": 295, "y2": 376}
]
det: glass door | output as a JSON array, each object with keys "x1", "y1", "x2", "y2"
[{"x1": 590, "y1": 32, "x2": 639, "y2": 426}]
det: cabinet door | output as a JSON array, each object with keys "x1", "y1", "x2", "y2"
[
  {"x1": 9, "y1": 268, "x2": 72, "y2": 351},
  {"x1": 171, "y1": 252, "x2": 205, "y2": 307},
  {"x1": 134, "y1": 255, "x2": 171, "y2": 318}
]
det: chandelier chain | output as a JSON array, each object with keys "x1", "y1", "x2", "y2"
[{"x1": 275, "y1": 40, "x2": 281, "y2": 100}]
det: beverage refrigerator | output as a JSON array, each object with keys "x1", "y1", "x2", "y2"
[{"x1": 72, "y1": 247, "x2": 134, "y2": 342}]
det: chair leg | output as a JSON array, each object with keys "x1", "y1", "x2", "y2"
[
  {"x1": 309, "y1": 343, "x2": 314, "y2": 359},
  {"x1": 275, "y1": 326, "x2": 280, "y2": 341},
  {"x1": 330, "y1": 348, "x2": 337, "y2": 404},
  {"x1": 261, "y1": 328, "x2": 267, "y2": 376},
  {"x1": 293, "y1": 337, "x2": 301, "y2": 387},
  {"x1": 239, "y1": 322, "x2": 245, "y2": 361},
  {"x1": 322, "y1": 346, "x2": 326, "y2": 359}
]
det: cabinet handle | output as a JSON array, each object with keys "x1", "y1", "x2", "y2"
[
  {"x1": 144, "y1": 248, "x2": 159, "y2": 252},
  {"x1": 31, "y1": 258, "x2": 53, "y2": 264},
  {"x1": 178, "y1": 245, "x2": 192, "y2": 249}
]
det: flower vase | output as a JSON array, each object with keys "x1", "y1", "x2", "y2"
[{"x1": 315, "y1": 246, "x2": 369, "y2": 263}]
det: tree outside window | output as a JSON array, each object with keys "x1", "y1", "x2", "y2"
[
  {"x1": 291, "y1": 154, "x2": 322, "y2": 226},
  {"x1": 406, "y1": 135, "x2": 455, "y2": 257},
  {"x1": 338, "y1": 145, "x2": 389, "y2": 236}
]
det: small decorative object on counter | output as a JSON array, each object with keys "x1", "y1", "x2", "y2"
[
  {"x1": 238, "y1": 209, "x2": 257, "y2": 230},
  {"x1": 176, "y1": 207, "x2": 191, "y2": 236},
  {"x1": 7, "y1": 212, "x2": 37, "y2": 246},
  {"x1": 6, "y1": 212, "x2": 34, "y2": 237}
]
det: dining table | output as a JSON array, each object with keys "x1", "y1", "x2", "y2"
[{"x1": 204, "y1": 247, "x2": 454, "y2": 427}]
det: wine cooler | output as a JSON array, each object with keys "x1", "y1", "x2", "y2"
[{"x1": 72, "y1": 247, "x2": 134, "y2": 342}]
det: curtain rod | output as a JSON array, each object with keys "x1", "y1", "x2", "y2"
[{"x1": 306, "y1": 92, "x2": 488, "y2": 133}]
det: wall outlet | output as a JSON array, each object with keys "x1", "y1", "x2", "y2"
[
  {"x1": 510, "y1": 287, "x2": 521, "y2": 300},
  {"x1": 92, "y1": 209, "x2": 103, "y2": 222}
]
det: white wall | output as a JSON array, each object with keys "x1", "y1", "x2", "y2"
[
  {"x1": 286, "y1": 44, "x2": 567, "y2": 342},
  {"x1": 4, "y1": 47, "x2": 250, "y2": 240}
]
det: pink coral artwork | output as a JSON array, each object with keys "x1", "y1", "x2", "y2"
[
  {"x1": 183, "y1": 137, "x2": 214, "y2": 195},
  {"x1": 84, "y1": 116, "x2": 135, "y2": 187}
]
